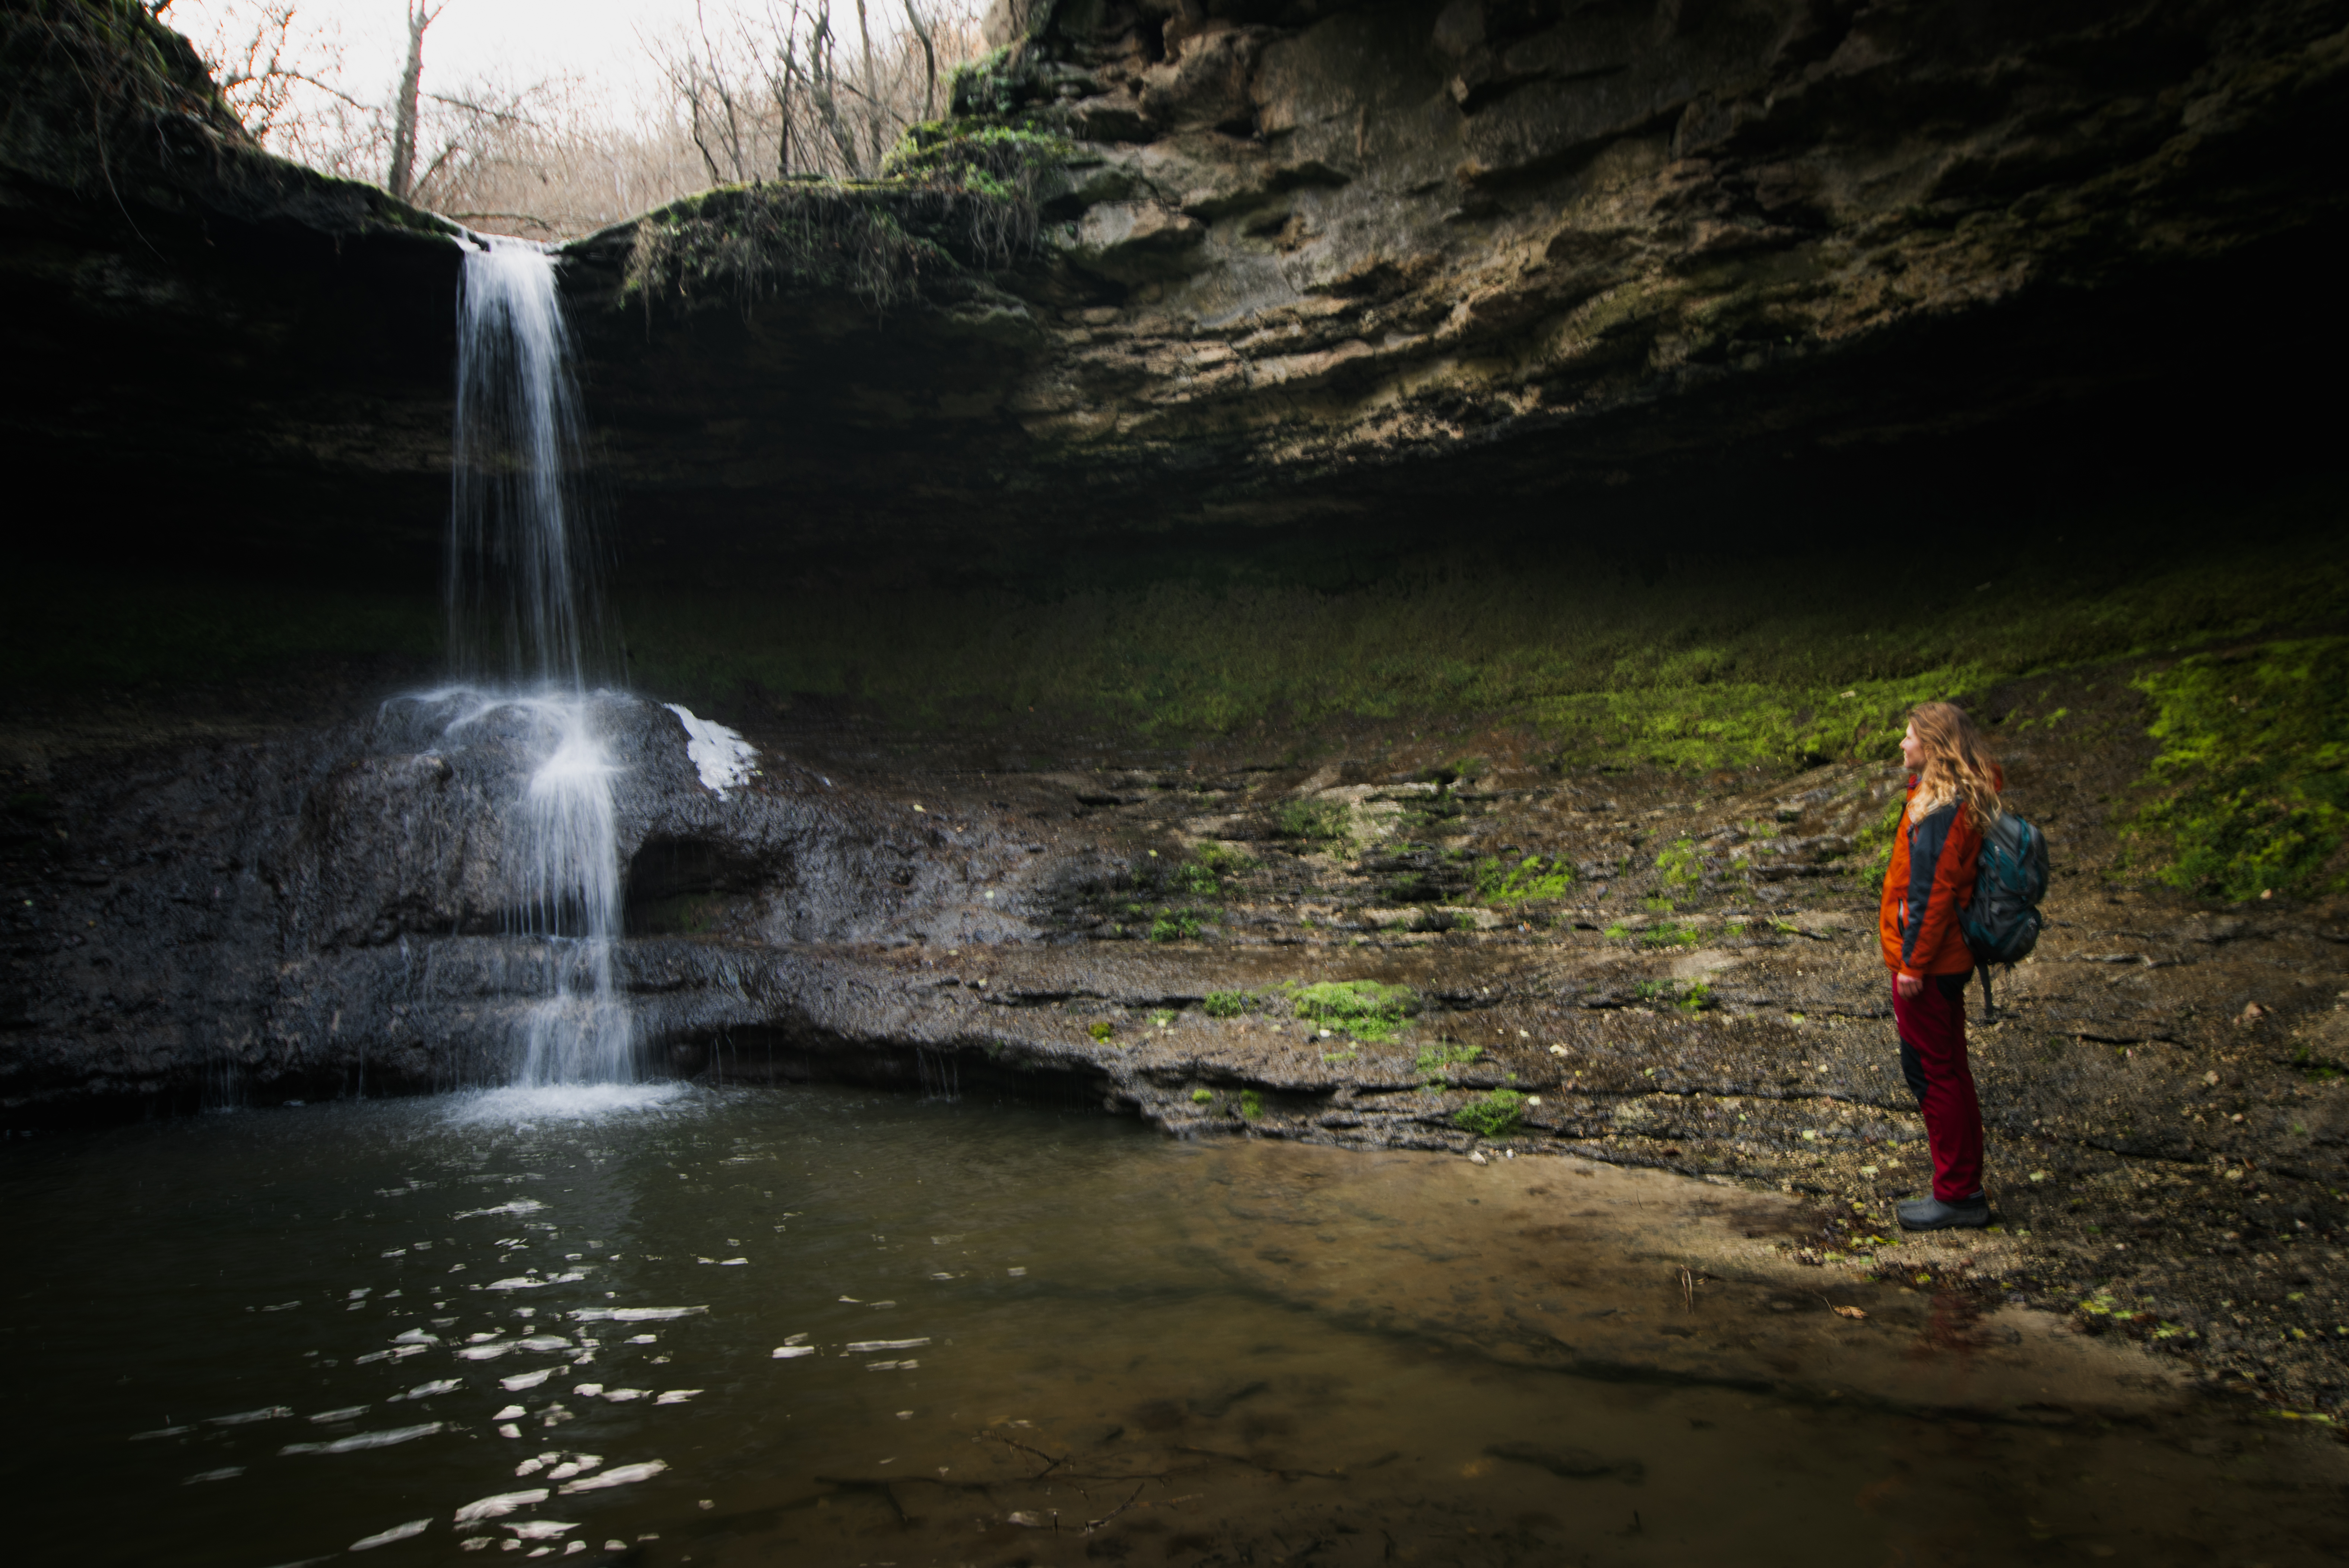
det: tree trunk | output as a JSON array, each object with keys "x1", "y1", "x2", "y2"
[
  {"x1": 904, "y1": 0, "x2": 936, "y2": 122},
  {"x1": 387, "y1": 3, "x2": 437, "y2": 201},
  {"x1": 855, "y1": 0, "x2": 883, "y2": 174},
  {"x1": 806, "y1": 7, "x2": 863, "y2": 177},
  {"x1": 771, "y1": 5, "x2": 803, "y2": 179}
]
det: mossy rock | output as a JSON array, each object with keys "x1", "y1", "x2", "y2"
[{"x1": 1293, "y1": 980, "x2": 1418, "y2": 1043}]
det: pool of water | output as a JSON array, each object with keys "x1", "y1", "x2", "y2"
[{"x1": 8, "y1": 1085, "x2": 2344, "y2": 1567}]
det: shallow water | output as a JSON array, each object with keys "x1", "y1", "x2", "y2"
[{"x1": 7, "y1": 1086, "x2": 2343, "y2": 1567}]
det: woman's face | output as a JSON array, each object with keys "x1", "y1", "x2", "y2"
[{"x1": 1900, "y1": 720, "x2": 1926, "y2": 770}]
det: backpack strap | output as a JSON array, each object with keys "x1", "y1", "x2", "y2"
[{"x1": 1977, "y1": 963, "x2": 1997, "y2": 1023}]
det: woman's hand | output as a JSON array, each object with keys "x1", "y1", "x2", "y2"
[{"x1": 1895, "y1": 972, "x2": 1923, "y2": 998}]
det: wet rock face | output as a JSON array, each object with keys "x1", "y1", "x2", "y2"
[
  {"x1": 565, "y1": 0, "x2": 2349, "y2": 544},
  {"x1": 0, "y1": 697, "x2": 1049, "y2": 1116}
]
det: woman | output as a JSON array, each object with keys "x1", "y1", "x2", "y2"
[{"x1": 1880, "y1": 701, "x2": 2004, "y2": 1230}]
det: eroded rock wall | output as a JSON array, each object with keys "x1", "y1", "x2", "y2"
[
  {"x1": 0, "y1": 697, "x2": 1053, "y2": 1116},
  {"x1": 571, "y1": 0, "x2": 2349, "y2": 542}
]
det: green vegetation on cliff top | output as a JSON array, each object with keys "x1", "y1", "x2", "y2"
[{"x1": 622, "y1": 118, "x2": 1072, "y2": 311}]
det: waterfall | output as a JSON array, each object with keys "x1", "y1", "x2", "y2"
[
  {"x1": 448, "y1": 241, "x2": 607, "y2": 686},
  {"x1": 446, "y1": 237, "x2": 634, "y2": 1087}
]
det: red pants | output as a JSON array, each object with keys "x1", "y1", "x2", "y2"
[{"x1": 1893, "y1": 973, "x2": 1984, "y2": 1202}]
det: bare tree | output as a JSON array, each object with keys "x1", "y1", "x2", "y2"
[
  {"x1": 854, "y1": 0, "x2": 884, "y2": 172},
  {"x1": 162, "y1": 0, "x2": 987, "y2": 240},
  {"x1": 387, "y1": 1, "x2": 444, "y2": 201},
  {"x1": 765, "y1": 0, "x2": 805, "y2": 179},
  {"x1": 647, "y1": 0, "x2": 980, "y2": 185},
  {"x1": 903, "y1": 0, "x2": 937, "y2": 123},
  {"x1": 167, "y1": 1, "x2": 368, "y2": 150}
]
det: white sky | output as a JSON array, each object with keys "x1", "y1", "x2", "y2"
[{"x1": 167, "y1": 0, "x2": 793, "y2": 118}]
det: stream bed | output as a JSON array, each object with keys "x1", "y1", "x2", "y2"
[{"x1": 9, "y1": 1087, "x2": 2345, "y2": 1567}]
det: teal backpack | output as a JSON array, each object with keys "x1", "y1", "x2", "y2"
[{"x1": 1962, "y1": 811, "x2": 2050, "y2": 1017}]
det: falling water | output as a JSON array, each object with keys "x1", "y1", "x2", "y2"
[
  {"x1": 448, "y1": 241, "x2": 609, "y2": 685},
  {"x1": 446, "y1": 237, "x2": 633, "y2": 1087}
]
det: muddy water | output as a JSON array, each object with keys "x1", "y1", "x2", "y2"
[{"x1": 7, "y1": 1089, "x2": 2343, "y2": 1567}]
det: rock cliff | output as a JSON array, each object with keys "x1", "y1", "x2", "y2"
[
  {"x1": 568, "y1": 0, "x2": 2349, "y2": 545},
  {"x1": 0, "y1": 0, "x2": 464, "y2": 574},
  {"x1": 6, "y1": 0, "x2": 2348, "y2": 574}
]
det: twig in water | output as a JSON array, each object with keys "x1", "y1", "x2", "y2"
[
  {"x1": 985, "y1": 1431, "x2": 1068, "y2": 1480},
  {"x1": 1084, "y1": 1483, "x2": 1146, "y2": 1533},
  {"x1": 1680, "y1": 1265, "x2": 1695, "y2": 1311},
  {"x1": 1174, "y1": 1445, "x2": 1346, "y2": 1480},
  {"x1": 814, "y1": 1475, "x2": 905, "y2": 1524},
  {"x1": 817, "y1": 1472, "x2": 996, "y2": 1493}
]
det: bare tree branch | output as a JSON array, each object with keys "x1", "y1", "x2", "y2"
[
  {"x1": 412, "y1": 139, "x2": 463, "y2": 192},
  {"x1": 427, "y1": 91, "x2": 542, "y2": 128},
  {"x1": 175, "y1": 0, "x2": 988, "y2": 234},
  {"x1": 640, "y1": 0, "x2": 979, "y2": 189},
  {"x1": 448, "y1": 210, "x2": 557, "y2": 231}
]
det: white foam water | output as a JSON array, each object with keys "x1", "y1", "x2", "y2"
[
  {"x1": 422, "y1": 689, "x2": 635, "y2": 1089},
  {"x1": 439, "y1": 238, "x2": 638, "y2": 1092},
  {"x1": 662, "y1": 704, "x2": 758, "y2": 797},
  {"x1": 446, "y1": 1084, "x2": 688, "y2": 1126}
]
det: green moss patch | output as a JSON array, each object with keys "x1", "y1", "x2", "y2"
[
  {"x1": 615, "y1": 479, "x2": 2346, "y2": 777},
  {"x1": 1292, "y1": 980, "x2": 1418, "y2": 1042},
  {"x1": 1474, "y1": 853, "x2": 1574, "y2": 905},
  {"x1": 2124, "y1": 637, "x2": 2349, "y2": 899},
  {"x1": 1174, "y1": 845, "x2": 1256, "y2": 897},
  {"x1": 1636, "y1": 978, "x2": 1716, "y2": 1013},
  {"x1": 1146, "y1": 906, "x2": 1208, "y2": 942},
  {"x1": 1273, "y1": 799, "x2": 1352, "y2": 843},
  {"x1": 622, "y1": 115, "x2": 1073, "y2": 312},
  {"x1": 1414, "y1": 1040, "x2": 1483, "y2": 1085},
  {"x1": 1652, "y1": 838, "x2": 1702, "y2": 902},
  {"x1": 1454, "y1": 1088, "x2": 1527, "y2": 1139}
]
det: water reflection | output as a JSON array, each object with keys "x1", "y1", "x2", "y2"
[{"x1": 6, "y1": 1087, "x2": 2341, "y2": 1566}]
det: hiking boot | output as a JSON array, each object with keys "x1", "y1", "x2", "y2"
[{"x1": 1896, "y1": 1194, "x2": 1990, "y2": 1231}]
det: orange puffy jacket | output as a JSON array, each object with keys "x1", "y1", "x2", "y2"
[{"x1": 1877, "y1": 772, "x2": 2000, "y2": 978}]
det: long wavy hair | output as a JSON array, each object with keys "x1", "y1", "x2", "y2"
[{"x1": 1908, "y1": 701, "x2": 2004, "y2": 833}]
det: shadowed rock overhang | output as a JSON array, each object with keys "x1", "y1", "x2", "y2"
[
  {"x1": 562, "y1": 0, "x2": 2349, "y2": 552},
  {"x1": 6, "y1": 0, "x2": 2349, "y2": 576}
]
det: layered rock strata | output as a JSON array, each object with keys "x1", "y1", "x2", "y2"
[
  {"x1": 568, "y1": 0, "x2": 2349, "y2": 544},
  {"x1": 7, "y1": 1, "x2": 2348, "y2": 565}
]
